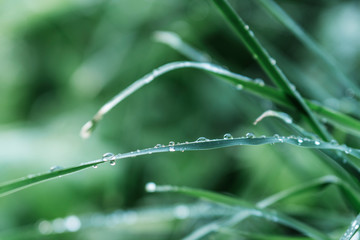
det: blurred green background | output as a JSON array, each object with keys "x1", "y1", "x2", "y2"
[{"x1": 0, "y1": 0, "x2": 359, "y2": 239}]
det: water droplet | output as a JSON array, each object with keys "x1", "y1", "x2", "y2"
[
  {"x1": 50, "y1": 166, "x2": 64, "y2": 172},
  {"x1": 246, "y1": 132, "x2": 255, "y2": 138},
  {"x1": 290, "y1": 84, "x2": 296, "y2": 91},
  {"x1": 110, "y1": 160, "x2": 116, "y2": 166},
  {"x1": 330, "y1": 139, "x2": 338, "y2": 145},
  {"x1": 314, "y1": 140, "x2": 320, "y2": 146},
  {"x1": 102, "y1": 152, "x2": 114, "y2": 162},
  {"x1": 64, "y1": 215, "x2": 81, "y2": 232},
  {"x1": 196, "y1": 137, "x2": 209, "y2": 142},
  {"x1": 236, "y1": 84, "x2": 243, "y2": 90},
  {"x1": 145, "y1": 182, "x2": 157, "y2": 192},
  {"x1": 249, "y1": 30, "x2": 254, "y2": 37},
  {"x1": 154, "y1": 144, "x2": 162, "y2": 148},
  {"x1": 254, "y1": 78, "x2": 265, "y2": 86},
  {"x1": 270, "y1": 58, "x2": 276, "y2": 65},
  {"x1": 244, "y1": 25, "x2": 249, "y2": 30},
  {"x1": 93, "y1": 165, "x2": 98, "y2": 169},
  {"x1": 169, "y1": 146, "x2": 176, "y2": 152},
  {"x1": 297, "y1": 138, "x2": 303, "y2": 144},
  {"x1": 223, "y1": 133, "x2": 233, "y2": 140},
  {"x1": 273, "y1": 134, "x2": 280, "y2": 139},
  {"x1": 174, "y1": 205, "x2": 190, "y2": 219},
  {"x1": 169, "y1": 141, "x2": 175, "y2": 146}
]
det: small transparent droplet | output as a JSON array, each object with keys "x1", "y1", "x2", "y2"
[
  {"x1": 50, "y1": 166, "x2": 64, "y2": 172},
  {"x1": 273, "y1": 134, "x2": 280, "y2": 139},
  {"x1": 145, "y1": 182, "x2": 157, "y2": 192},
  {"x1": 246, "y1": 132, "x2": 255, "y2": 138},
  {"x1": 169, "y1": 146, "x2": 175, "y2": 152},
  {"x1": 314, "y1": 140, "x2": 320, "y2": 146},
  {"x1": 236, "y1": 84, "x2": 243, "y2": 90},
  {"x1": 196, "y1": 137, "x2": 208, "y2": 142},
  {"x1": 169, "y1": 141, "x2": 175, "y2": 146},
  {"x1": 244, "y1": 25, "x2": 249, "y2": 30},
  {"x1": 270, "y1": 58, "x2": 276, "y2": 65},
  {"x1": 254, "y1": 78, "x2": 265, "y2": 87},
  {"x1": 297, "y1": 138, "x2": 303, "y2": 144},
  {"x1": 330, "y1": 139, "x2": 338, "y2": 145},
  {"x1": 223, "y1": 133, "x2": 233, "y2": 140},
  {"x1": 102, "y1": 152, "x2": 114, "y2": 162},
  {"x1": 154, "y1": 144, "x2": 162, "y2": 148},
  {"x1": 93, "y1": 165, "x2": 98, "y2": 169},
  {"x1": 174, "y1": 205, "x2": 190, "y2": 219},
  {"x1": 110, "y1": 160, "x2": 116, "y2": 166},
  {"x1": 249, "y1": 30, "x2": 254, "y2": 37}
]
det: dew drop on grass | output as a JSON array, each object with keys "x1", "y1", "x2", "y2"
[
  {"x1": 244, "y1": 25, "x2": 249, "y2": 30},
  {"x1": 270, "y1": 58, "x2": 276, "y2": 65},
  {"x1": 330, "y1": 139, "x2": 338, "y2": 145},
  {"x1": 273, "y1": 134, "x2": 280, "y2": 139},
  {"x1": 169, "y1": 146, "x2": 176, "y2": 152},
  {"x1": 246, "y1": 132, "x2": 255, "y2": 138},
  {"x1": 110, "y1": 160, "x2": 116, "y2": 166},
  {"x1": 145, "y1": 182, "x2": 157, "y2": 192},
  {"x1": 314, "y1": 140, "x2": 320, "y2": 146},
  {"x1": 236, "y1": 84, "x2": 243, "y2": 90},
  {"x1": 169, "y1": 141, "x2": 175, "y2": 146},
  {"x1": 174, "y1": 205, "x2": 190, "y2": 219},
  {"x1": 102, "y1": 152, "x2": 115, "y2": 162},
  {"x1": 50, "y1": 166, "x2": 64, "y2": 172},
  {"x1": 297, "y1": 138, "x2": 303, "y2": 144},
  {"x1": 254, "y1": 78, "x2": 265, "y2": 86},
  {"x1": 196, "y1": 137, "x2": 209, "y2": 142},
  {"x1": 93, "y1": 165, "x2": 98, "y2": 169},
  {"x1": 223, "y1": 133, "x2": 233, "y2": 139},
  {"x1": 154, "y1": 144, "x2": 162, "y2": 148}
]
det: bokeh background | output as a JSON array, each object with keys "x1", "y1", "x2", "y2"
[{"x1": 0, "y1": 0, "x2": 359, "y2": 239}]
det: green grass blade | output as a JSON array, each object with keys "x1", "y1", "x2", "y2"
[
  {"x1": 211, "y1": 0, "x2": 331, "y2": 141},
  {"x1": 79, "y1": 61, "x2": 283, "y2": 139},
  {"x1": 257, "y1": 175, "x2": 360, "y2": 211},
  {"x1": 3, "y1": 135, "x2": 360, "y2": 198},
  {"x1": 185, "y1": 175, "x2": 360, "y2": 239},
  {"x1": 150, "y1": 184, "x2": 331, "y2": 240},
  {"x1": 254, "y1": 110, "x2": 360, "y2": 187},
  {"x1": 255, "y1": 0, "x2": 360, "y2": 98},
  {"x1": 340, "y1": 214, "x2": 360, "y2": 240},
  {"x1": 78, "y1": 60, "x2": 360, "y2": 139}
]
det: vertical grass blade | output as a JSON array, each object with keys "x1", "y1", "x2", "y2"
[
  {"x1": 340, "y1": 214, "x2": 360, "y2": 240},
  {"x1": 255, "y1": 0, "x2": 360, "y2": 98},
  {"x1": 211, "y1": 0, "x2": 331, "y2": 141}
]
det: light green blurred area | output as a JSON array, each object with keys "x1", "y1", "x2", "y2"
[{"x1": 0, "y1": 0, "x2": 359, "y2": 239}]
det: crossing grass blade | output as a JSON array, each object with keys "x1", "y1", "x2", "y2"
[{"x1": 150, "y1": 184, "x2": 331, "y2": 240}]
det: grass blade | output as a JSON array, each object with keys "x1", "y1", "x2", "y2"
[
  {"x1": 3, "y1": 135, "x2": 360, "y2": 197},
  {"x1": 211, "y1": 0, "x2": 331, "y2": 141},
  {"x1": 340, "y1": 214, "x2": 360, "y2": 240},
  {"x1": 255, "y1": 0, "x2": 360, "y2": 99},
  {"x1": 149, "y1": 184, "x2": 331, "y2": 240},
  {"x1": 185, "y1": 175, "x2": 360, "y2": 239},
  {"x1": 79, "y1": 61, "x2": 360, "y2": 139}
]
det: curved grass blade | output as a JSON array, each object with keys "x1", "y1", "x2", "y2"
[
  {"x1": 79, "y1": 61, "x2": 283, "y2": 139},
  {"x1": 211, "y1": 0, "x2": 331, "y2": 141},
  {"x1": 2, "y1": 135, "x2": 360, "y2": 197},
  {"x1": 149, "y1": 184, "x2": 331, "y2": 240},
  {"x1": 153, "y1": 31, "x2": 211, "y2": 62},
  {"x1": 255, "y1": 0, "x2": 360, "y2": 99},
  {"x1": 254, "y1": 110, "x2": 360, "y2": 188},
  {"x1": 79, "y1": 61, "x2": 360, "y2": 139},
  {"x1": 340, "y1": 214, "x2": 360, "y2": 240},
  {"x1": 184, "y1": 175, "x2": 360, "y2": 240}
]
